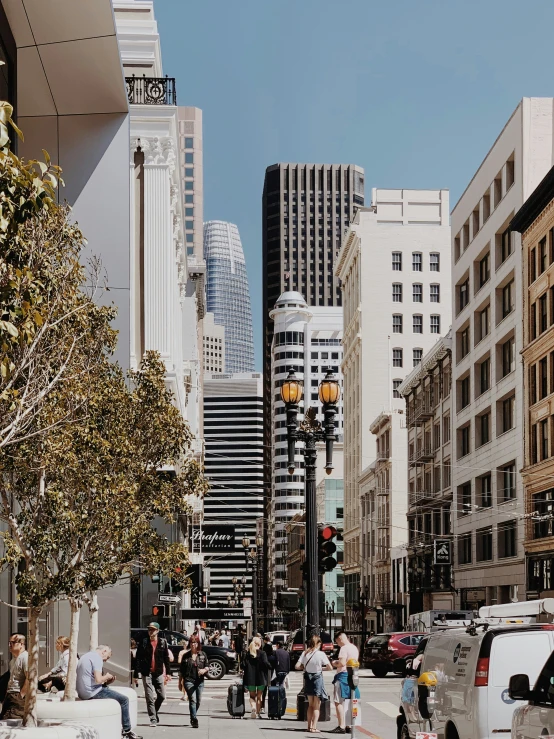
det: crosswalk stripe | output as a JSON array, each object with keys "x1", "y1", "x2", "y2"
[{"x1": 366, "y1": 701, "x2": 399, "y2": 718}]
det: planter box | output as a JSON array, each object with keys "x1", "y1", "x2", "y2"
[
  {"x1": 36, "y1": 699, "x2": 121, "y2": 739},
  {"x1": 0, "y1": 724, "x2": 98, "y2": 738}
]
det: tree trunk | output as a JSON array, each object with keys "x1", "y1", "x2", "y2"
[
  {"x1": 88, "y1": 592, "x2": 99, "y2": 650},
  {"x1": 23, "y1": 606, "x2": 41, "y2": 727},
  {"x1": 65, "y1": 598, "x2": 81, "y2": 700}
]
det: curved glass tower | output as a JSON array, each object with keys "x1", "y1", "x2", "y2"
[{"x1": 203, "y1": 221, "x2": 255, "y2": 372}]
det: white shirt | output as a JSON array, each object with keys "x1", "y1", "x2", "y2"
[
  {"x1": 220, "y1": 634, "x2": 230, "y2": 649},
  {"x1": 51, "y1": 649, "x2": 69, "y2": 676},
  {"x1": 298, "y1": 649, "x2": 331, "y2": 673}
]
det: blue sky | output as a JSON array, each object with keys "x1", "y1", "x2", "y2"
[{"x1": 156, "y1": 0, "x2": 554, "y2": 371}]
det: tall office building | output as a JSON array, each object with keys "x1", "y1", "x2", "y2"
[
  {"x1": 451, "y1": 98, "x2": 554, "y2": 610},
  {"x1": 204, "y1": 221, "x2": 255, "y2": 373},
  {"x1": 203, "y1": 373, "x2": 264, "y2": 610},
  {"x1": 262, "y1": 164, "x2": 364, "y2": 614},
  {"x1": 203, "y1": 313, "x2": 225, "y2": 373},
  {"x1": 267, "y1": 291, "x2": 344, "y2": 607}
]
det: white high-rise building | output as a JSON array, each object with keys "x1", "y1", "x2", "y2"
[
  {"x1": 336, "y1": 188, "x2": 451, "y2": 629},
  {"x1": 268, "y1": 292, "x2": 344, "y2": 606},
  {"x1": 203, "y1": 313, "x2": 225, "y2": 374},
  {"x1": 451, "y1": 98, "x2": 554, "y2": 610}
]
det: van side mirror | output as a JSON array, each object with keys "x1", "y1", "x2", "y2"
[{"x1": 509, "y1": 674, "x2": 531, "y2": 701}]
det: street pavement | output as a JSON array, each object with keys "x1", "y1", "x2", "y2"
[{"x1": 132, "y1": 668, "x2": 401, "y2": 739}]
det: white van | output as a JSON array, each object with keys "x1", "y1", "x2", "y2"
[{"x1": 398, "y1": 622, "x2": 554, "y2": 739}]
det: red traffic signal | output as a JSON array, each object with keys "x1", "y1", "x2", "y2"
[
  {"x1": 318, "y1": 525, "x2": 338, "y2": 573},
  {"x1": 321, "y1": 525, "x2": 338, "y2": 541}
]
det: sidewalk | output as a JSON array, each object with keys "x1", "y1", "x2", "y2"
[{"x1": 133, "y1": 670, "x2": 392, "y2": 739}]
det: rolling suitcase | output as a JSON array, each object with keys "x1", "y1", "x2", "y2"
[
  {"x1": 268, "y1": 684, "x2": 287, "y2": 719},
  {"x1": 227, "y1": 681, "x2": 245, "y2": 718},
  {"x1": 319, "y1": 697, "x2": 331, "y2": 722},
  {"x1": 296, "y1": 691, "x2": 308, "y2": 721}
]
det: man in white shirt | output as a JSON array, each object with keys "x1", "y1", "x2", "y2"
[
  {"x1": 330, "y1": 631, "x2": 360, "y2": 734},
  {"x1": 220, "y1": 630, "x2": 231, "y2": 650}
]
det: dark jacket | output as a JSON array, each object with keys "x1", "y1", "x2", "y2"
[
  {"x1": 179, "y1": 650, "x2": 209, "y2": 683},
  {"x1": 137, "y1": 637, "x2": 171, "y2": 677},
  {"x1": 274, "y1": 648, "x2": 290, "y2": 674},
  {"x1": 242, "y1": 649, "x2": 270, "y2": 688}
]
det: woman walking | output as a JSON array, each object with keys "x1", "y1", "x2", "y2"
[
  {"x1": 242, "y1": 636, "x2": 270, "y2": 719},
  {"x1": 178, "y1": 638, "x2": 209, "y2": 728},
  {"x1": 295, "y1": 634, "x2": 332, "y2": 733}
]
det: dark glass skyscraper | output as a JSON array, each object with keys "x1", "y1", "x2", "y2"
[{"x1": 204, "y1": 220, "x2": 254, "y2": 373}]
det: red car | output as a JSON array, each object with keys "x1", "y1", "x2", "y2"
[{"x1": 363, "y1": 632, "x2": 425, "y2": 678}]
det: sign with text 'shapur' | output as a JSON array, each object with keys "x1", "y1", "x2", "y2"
[{"x1": 191, "y1": 525, "x2": 235, "y2": 552}]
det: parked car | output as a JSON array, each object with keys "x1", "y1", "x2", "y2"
[
  {"x1": 397, "y1": 623, "x2": 554, "y2": 739},
  {"x1": 131, "y1": 628, "x2": 237, "y2": 680},
  {"x1": 510, "y1": 648, "x2": 554, "y2": 739},
  {"x1": 285, "y1": 628, "x2": 335, "y2": 667},
  {"x1": 364, "y1": 632, "x2": 425, "y2": 677}
]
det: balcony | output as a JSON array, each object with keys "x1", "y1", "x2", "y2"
[
  {"x1": 408, "y1": 396, "x2": 434, "y2": 427},
  {"x1": 126, "y1": 75, "x2": 177, "y2": 105},
  {"x1": 409, "y1": 444, "x2": 435, "y2": 466}
]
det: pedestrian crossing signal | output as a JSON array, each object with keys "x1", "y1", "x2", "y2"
[{"x1": 152, "y1": 605, "x2": 166, "y2": 617}]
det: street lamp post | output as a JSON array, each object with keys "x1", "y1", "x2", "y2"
[
  {"x1": 281, "y1": 368, "x2": 340, "y2": 635},
  {"x1": 359, "y1": 584, "x2": 369, "y2": 658},
  {"x1": 243, "y1": 535, "x2": 264, "y2": 633}
]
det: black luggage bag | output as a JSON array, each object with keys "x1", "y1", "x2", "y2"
[
  {"x1": 268, "y1": 684, "x2": 287, "y2": 719},
  {"x1": 227, "y1": 682, "x2": 245, "y2": 718}
]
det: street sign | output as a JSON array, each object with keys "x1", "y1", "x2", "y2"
[
  {"x1": 434, "y1": 540, "x2": 451, "y2": 565},
  {"x1": 158, "y1": 594, "x2": 181, "y2": 604},
  {"x1": 243, "y1": 597, "x2": 252, "y2": 618}
]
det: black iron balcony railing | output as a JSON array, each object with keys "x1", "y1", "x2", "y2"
[{"x1": 126, "y1": 75, "x2": 177, "y2": 106}]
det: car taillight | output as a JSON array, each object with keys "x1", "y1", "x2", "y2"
[
  {"x1": 292, "y1": 644, "x2": 304, "y2": 651},
  {"x1": 475, "y1": 657, "x2": 489, "y2": 687}
]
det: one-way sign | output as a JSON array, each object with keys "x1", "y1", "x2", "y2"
[
  {"x1": 434, "y1": 540, "x2": 451, "y2": 565},
  {"x1": 158, "y1": 594, "x2": 181, "y2": 604}
]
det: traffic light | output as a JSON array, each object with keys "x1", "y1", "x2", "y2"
[
  {"x1": 318, "y1": 525, "x2": 338, "y2": 573},
  {"x1": 152, "y1": 604, "x2": 166, "y2": 618}
]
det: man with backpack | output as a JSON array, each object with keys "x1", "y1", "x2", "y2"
[{"x1": 137, "y1": 622, "x2": 172, "y2": 727}]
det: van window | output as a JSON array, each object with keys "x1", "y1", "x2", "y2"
[
  {"x1": 489, "y1": 632, "x2": 552, "y2": 688},
  {"x1": 367, "y1": 635, "x2": 390, "y2": 648},
  {"x1": 533, "y1": 650, "x2": 554, "y2": 705}
]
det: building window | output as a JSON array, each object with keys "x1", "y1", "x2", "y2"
[
  {"x1": 430, "y1": 284, "x2": 440, "y2": 303},
  {"x1": 501, "y1": 228, "x2": 512, "y2": 263},
  {"x1": 458, "y1": 533, "x2": 472, "y2": 564},
  {"x1": 393, "y1": 379, "x2": 402, "y2": 399},
  {"x1": 185, "y1": 152, "x2": 194, "y2": 164},
  {"x1": 430, "y1": 315, "x2": 440, "y2": 334},
  {"x1": 498, "y1": 520, "x2": 517, "y2": 558},
  {"x1": 501, "y1": 337, "x2": 515, "y2": 377},
  {"x1": 498, "y1": 462, "x2": 516, "y2": 502},
  {"x1": 458, "y1": 425, "x2": 470, "y2": 458},
  {"x1": 185, "y1": 181, "x2": 194, "y2": 190},
  {"x1": 185, "y1": 194, "x2": 194, "y2": 204},
  {"x1": 443, "y1": 415, "x2": 451, "y2": 443},
  {"x1": 392, "y1": 283, "x2": 403, "y2": 302},
  {"x1": 185, "y1": 168, "x2": 194, "y2": 177},
  {"x1": 413, "y1": 315, "x2": 423, "y2": 333},
  {"x1": 393, "y1": 314, "x2": 403, "y2": 333},
  {"x1": 460, "y1": 376, "x2": 470, "y2": 409},
  {"x1": 539, "y1": 236, "x2": 548, "y2": 275},
  {"x1": 502, "y1": 280, "x2": 514, "y2": 319},
  {"x1": 479, "y1": 474, "x2": 492, "y2": 507},
  {"x1": 479, "y1": 252, "x2": 490, "y2": 287},
  {"x1": 476, "y1": 527, "x2": 493, "y2": 561},
  {"x1": 458, "y1": 278, "x2": 470, "y2": 312},
  {"x1": 186, "y1": 233, "x2": 194, "y2": 242},
  {"x1": 478, "y1": 304, "x2": 490, "y2": 341},
  {"x1": 540, "y1": 356, "x2": 549, "y2": 400},
  {"x1": 532, "y1": 489, "x2": 554, "y2": 538},
  {"x1": 185, "y1": 207, "x2": 194, "y2": 217},
  {"x1": 413, "y1": 284, "x2": 423, "y2": 302},
  {"x1": 392, "y1": 348, "x2": 403, "y2": 367},
  {"x1": 413, "y1": 348, "x2": 423, "y2": 367},
  {"x1": 459, "y1": 481, "x2": 472, "y2": 515},
  {"x1": 500, "y1": 395, "x2": 515, "y2": 433},
  {"x1": 479, "y1": 358, "x2": 490, "y2": 394},
  {"x1": 412, "y1": 252, "x2": 422, "y2": 271},
  {"x1": 479, "y1": 413, "x2": 491, "y2": 447},
  {"x1": 392, "y1": 252, "x2": 402, "y2": 271},
  {"x1": 541, "y1": 418, "x2": 549, "y2": 461},
  {"x1": 460, "y1": 326, "x2": 470, "y2": 359},
  {"x1": 184, "y1": 137, "x2": 194, "y2": 148},
  {"x1": 430, "y1": 253, "x2": 440, "y2": 272},
  {"x1": 540, "y1": 293, "x2": 548, "y2": 334}
]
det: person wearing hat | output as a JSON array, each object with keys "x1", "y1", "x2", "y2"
[{"x1": 136, "y1": 622, "x2": 172, "y2": 727}]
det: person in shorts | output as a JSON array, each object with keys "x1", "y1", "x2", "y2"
[
  {"x1": 295, "y1": 634, "x2": 332, "y2": 733},
  {"x1": 242, "y1": 636, "x2": 270, "y2": 719},
  {"x1": 330, "y1": 631, "x2": 360, "y2": 734}
]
